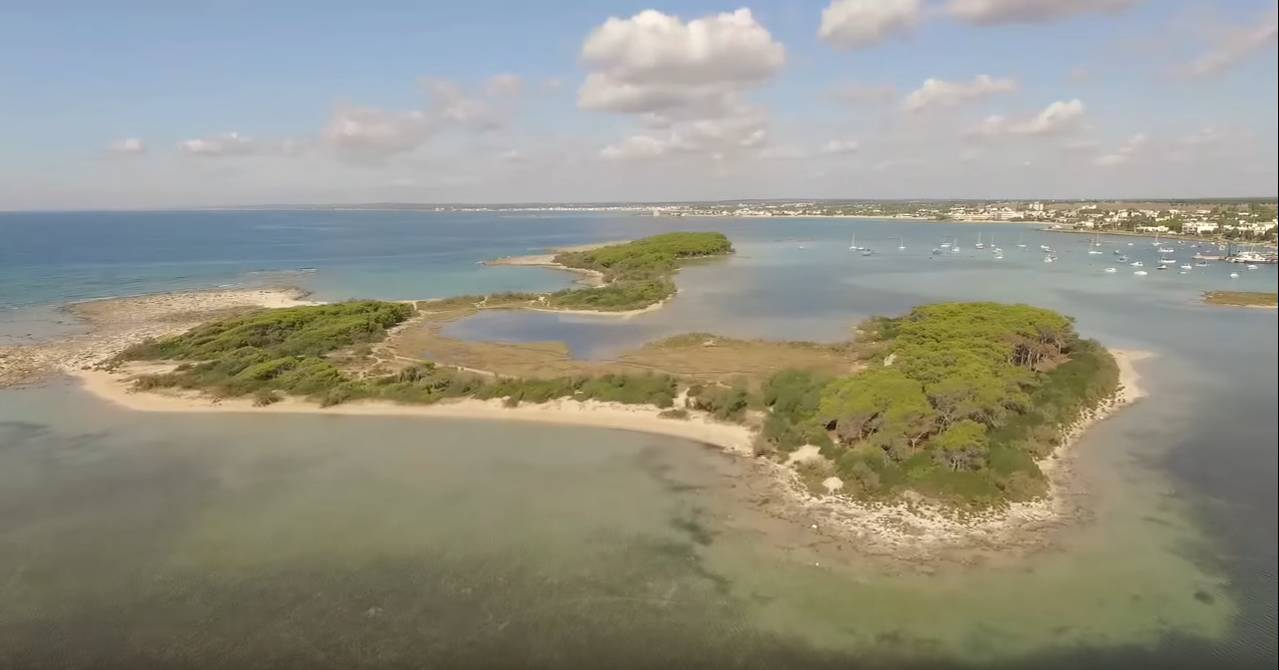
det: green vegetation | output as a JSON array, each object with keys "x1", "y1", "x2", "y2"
[
  {"x1": 553, "y1": 232, "x2": 734, "y2": 281},
  {"x1": 686, "y1": 381, "x2": 752, "y2": 421},
  {"x1": 546, "y1": 278, "x2": 675, "y2": 311},
  {"x1": 546, "y1": 233, "x2": 733, "y2": 311},
  {"x1": 756, "y1": 303, "x2": 1119, "y2": 506},
  {"x1": 1202, "y1": 291, "x2": 1278, "y2": 307},
  {"x1": 117, "y1": 301, "x2": 678, "y2": 410},
  {"x1": 118, "y1": 296, "x2": 1119, "y2": 507}
]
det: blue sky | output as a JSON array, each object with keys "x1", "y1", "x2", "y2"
[{"x1": 1, "y1": 0, "x2": 1275, "y2": 208}]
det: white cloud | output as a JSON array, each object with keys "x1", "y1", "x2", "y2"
[
  {"x1": 424, "y1": 79, "x2": 503, "y2": 130},
  {"x1": 1095, "y1": 133, "x2": 1148, "y2": 166},
  {"x1": 580, "y1": 9, "x2": 783, "y2": 161},
  {"x1": 108, "y1": 137, "x2": 146, "y2": 155},
  {"x1": 320, "y1": 76, "x2": 521, "y2": 162},
  {"x1": 821, "y1": 139, "x2": 860, "y2": 155},
  {"x1": 322, "y1": 107, "x2": 431, "y2": 161},
  {"x1": 498, "y1": 149, "x2": 527, "y2": 163},
  {"x1": 973, "y1": 99, "x2": 1086, "y2": 137},
  {"x1": 1178, "y1": 125, "x2": 1222, "y2": 146},
  {"x1": 1061, "y1": 138, "x2": 1101, "y2": 151},
  {"x1": 600, "y1": 135, "x2": 671, "y2": 161},
  {"x1": 946, "y1": 0, "x2": 1141, "y2": 25},
  {"x1": 873, "y1": 157, "x2": 926, "y2": 172},
  {"x1": 759, "y1": 144, "x2": 811, "y2": 160},
  {"x1": 819, "y1": 0, "x2": 921, "y2": 50},
  {"x1": 579, "y1": 9, "x2": 784, "y2": 115},
  {"x1": 902, "y1": 74, "x2": 1016, "y2": 112},
  {"x1": 178, "y1": 131, "x2": 256, "y2": 157},
  {"x1": 485, "y1": 73, "x2": 523, "y2": 97},
  {"x1": 1184, "y1": 11, "x2": 1277, "y2": 77},
  {"x1": 600, "y1": 112, "x2": 769, "y2": 161}
]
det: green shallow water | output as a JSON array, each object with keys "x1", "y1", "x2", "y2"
[{"x1": 0, "y1": 379, "x2": 1237, "y2": 668}]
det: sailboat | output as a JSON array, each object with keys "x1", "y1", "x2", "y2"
[
  {"x1": 1016, "y1": 231, "x2": 1027, "y2": 249},
  {"x1": 848, "y1": 233, "x2": 861, "y2": 251},
  {"x1": 897, "y1": 236, "x2": 906, "y2": 250},
  {"x1": 975, "y1": 232, "x2": 985, "y2": 250},
  {"x1": 1088, "y1": 232, "x2": 1104, "y2": 254}
]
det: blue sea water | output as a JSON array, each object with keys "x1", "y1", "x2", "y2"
[{"x1": 0, "y1": 209, "x2": 1275, "y2": 668}]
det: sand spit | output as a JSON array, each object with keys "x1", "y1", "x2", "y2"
[
  {"x1": 73, "y1": 366, "x2": 754, "y2": 455},
  {"x1": 485, "y1": 240, "x2": 629, "y2": 288},
  {"x1": 0, "y1": 288, "x2": 315, "y2": 387}
]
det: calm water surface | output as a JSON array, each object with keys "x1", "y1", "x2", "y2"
[{"x1": 0, "y1": 211, "x2": 1274, "y2": 668}]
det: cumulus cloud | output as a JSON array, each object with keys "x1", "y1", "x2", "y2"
[
  {"x1": 322, "y1": 106, "x2": 431, "y2": 161},
  {"x1": 600, "y1": 135, "x2": 672, "y2": 161},
  {"x1": 580, "y1": 9, "x2": 783, "y2": 161},
  {"x1": 600, "y1": 112, "x2": 768, "y2": 161},
  {"x1": 819, "y1": 0, "x2": 921, "y2": 50},
  {"x1": 108, "y1": 137, "x2": 146, "y2": 155},
  {"x1": 821, "y1": 139, "x2": 860, "y2": 155},
  {"x1": 1178, "y1": 125, "x2": 1222, "y2": 146},
  {"x1": 758, "y1": 144, "x2": 811, "y2": 160},
  {"x1": 973, "y1": 99, "x2": 1086, "y2": 136},
  {"x1": 1095, "y1": 133, "x2": 1148, "y2": 166},
  {"x1": 946, "y1": 0, "x2": 1141, "y2": 25},
  {"x1": 1183, "y1": 11, "x2": 1277, "y2": 77},
  {"x1": 424, "y1": 79, "x2": 505, "y2": 130},
  {"x1": 579, "y1": 9, "x2": 784, "y2": 115},
  {"x1": 178, "y1": 131, "x2": 257, "y2": 157},
  {"x1": 1061, "y1": 138, "x2": 1101, "y2": 152},
  {"x1": 318, "y1": 75, "x2": 524, "y2": 162},
  {"x1": 901, "y1": 74, "x2": 1016, "y2": 112},
  {"x1": 485, "y1": 73, "x2": 523, "y2": 97}
]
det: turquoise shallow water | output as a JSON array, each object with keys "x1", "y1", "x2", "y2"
[{"x1": 0, "y1": 211, "x2": 1275, "y2": 668}]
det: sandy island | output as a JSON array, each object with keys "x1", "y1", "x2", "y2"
[{"x1": 5, "y1": 285, "x2": 1149, "y2": 558}]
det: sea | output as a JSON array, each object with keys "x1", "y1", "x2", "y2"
[{"x1": 0, "y1": 210, "x2": 1275, "y2": 668}]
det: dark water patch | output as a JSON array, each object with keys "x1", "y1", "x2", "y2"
[
  {"x1": 669, "y1": 509, "x2": 718, "y2": 547},
  {"x1": 6, "y1": 548, "x2": 1257, "y2": 670}
]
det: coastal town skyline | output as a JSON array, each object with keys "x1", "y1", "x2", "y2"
[{"x1": 2, "y1": 0, "x2": 1276, "y2": 209}]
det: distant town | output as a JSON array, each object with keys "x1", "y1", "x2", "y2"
[{"x1": 350, "y1": 199, "x2": 1278, "y2": 244}]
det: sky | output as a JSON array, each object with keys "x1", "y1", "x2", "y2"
[{"x1": 1, "y1": 0, "x2": 1276, "y2": 209}]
